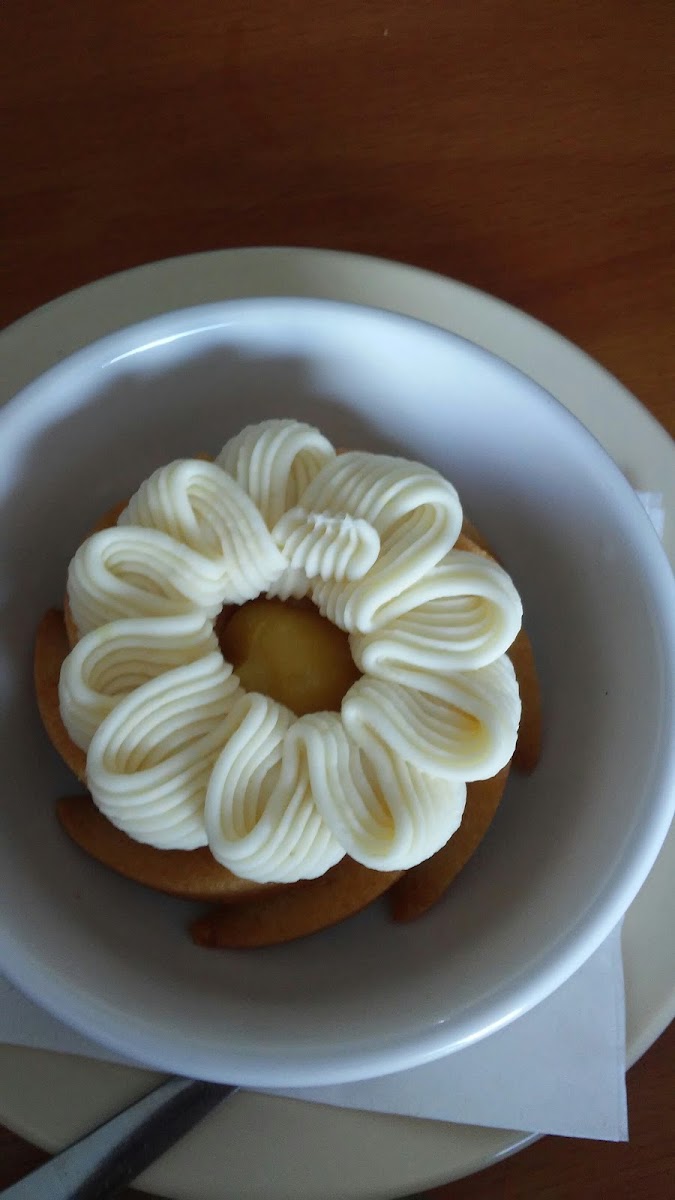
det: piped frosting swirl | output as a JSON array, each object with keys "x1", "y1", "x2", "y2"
[{"x1": 59, "y1": 419, "x2": 523, "y2": 881}]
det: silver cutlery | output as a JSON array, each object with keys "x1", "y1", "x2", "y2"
[{"x1": 2, "y1": 1076, "x2": 237, "y2": 1199}]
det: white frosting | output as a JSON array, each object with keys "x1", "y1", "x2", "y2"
[
  {"x1": 300, "y1": 452, "x2": 464, "y2": 632},
  {"x1": 86, "y1": 654, "x2": 241, "y2": 849},
  {"x1": 288, "y1": 713, "x2": 466, "y2": 871},
  {"x1": 216, "y1": 419, "x2": 335, "y2": 528},
  {"x1": 350, "y1": 550, "x2": 523, "y2": 676},
  {"x1": 341, "y1": 659, "x2": 520, "y2": 784},
  {"x1": 272, "y1": 507, "x2": 381, "y2": 582},
  {"x1": 59, "y1": 613, "x2": 218, "y2": 751},
  {"x1": 204, "y1": 693, "x2": 344, "y2": 882},
  {"x1": 59, "y1": 420, "x2": 524, "y2": 881}
]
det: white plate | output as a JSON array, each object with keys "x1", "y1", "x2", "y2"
[{"x1": 0, "y1": 248, "x2": 673, "y2": 1198}]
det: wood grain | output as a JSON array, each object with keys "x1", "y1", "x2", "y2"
[{"x1": 1, "y1": 0, "x2": 673, "y2": 1195}]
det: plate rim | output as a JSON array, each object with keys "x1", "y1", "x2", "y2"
[{"x1": 0, "y1": 245, "x2": 673, "y2": 1199}]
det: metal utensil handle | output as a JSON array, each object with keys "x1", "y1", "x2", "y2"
[{"x1": 1, "y1": 1076, "x2": 236, "y2": 1200}]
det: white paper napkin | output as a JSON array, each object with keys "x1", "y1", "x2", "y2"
[
  {"x1": 280, "y1": 926, "x2": 628, "y2": 1140},
  {"x1": 1, "y1": 491, "x2": 663, "y2": 1144},
  {"x1": 635, "y1": 490, "x2": 666, "y2": 538},
  {"x1": 0, "y1": 927, "x2": 627, "y2": 1141}
]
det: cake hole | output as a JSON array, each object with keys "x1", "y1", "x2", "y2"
[{"x1": 217, "y1": 598, "x2": 361, "y2": 716}]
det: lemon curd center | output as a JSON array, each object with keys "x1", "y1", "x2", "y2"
[{"x1": 217, "y1": 598, "x2": 361, "y2": 716}]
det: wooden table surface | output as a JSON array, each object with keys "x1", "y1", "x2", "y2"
[{"x1": 1, "y1": 1, "x2": 673, "y2": 1195}]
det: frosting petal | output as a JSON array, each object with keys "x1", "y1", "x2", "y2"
[
  {"x1": 86, "y1": 653, "x2": 241, "y2": 849},
  {"x1": 59, "y1": 613, "x2": 218, "y2": 751},
  {"x1": 204, "y1": 693, "x2": 343, "y2": 882},
  {"x1": 68, "y1": 526, "x2": 228, "y2": 633},
  {"x1": 294, "y1": 712, "x2": 466, "y2": 871},
  {"x1": 302, "y1": 452, "x2": 464, "y2": 631},
  {"x1": 217, "y1": 419, "x2": 335, "y2": 528},
  {"x1": 341, "y1": 656, "x2": 520, "y2": 783},
  {"x1": 118, "y1": 459, "x2": 288, "y2": 604},
  {"x1": 350, "y1": 550, "x2": 523, "y2": 676}
]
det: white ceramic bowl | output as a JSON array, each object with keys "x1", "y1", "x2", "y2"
[{"x1": 1, "y1": 298, "x2": 674, "y2": 1088}]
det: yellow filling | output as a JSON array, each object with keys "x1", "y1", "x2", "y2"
[{"x1": 218, "y1": 598, "x2": 361, "y2": 716}]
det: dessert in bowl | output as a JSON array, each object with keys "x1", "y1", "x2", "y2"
[
  {"x1": 1, "y1": 298, "x2": 674, "y2": 1087},
  {"x1": 34, "y1": 420, "x2": 540, "y2": 945}
]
